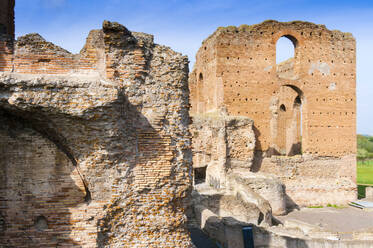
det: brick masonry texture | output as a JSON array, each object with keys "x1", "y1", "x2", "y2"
[
  {"x1": 191, "y1": 113, "x2": 255, "y2": 188},
  {"x1": 190, "y1": 21, "x2": 357, "y2": 206},
  {"x1": 0, "y1": 2, "x2": 194, "y2": 246},
  {"x1": 0, "y1": 0, "x2": 360, "y2": 246},
  {"x1": 190, "y1": 20, "x2": 356, "y2": 157}
]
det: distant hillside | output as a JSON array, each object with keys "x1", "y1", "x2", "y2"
[{"x1": 357, "y1": 134, "x2": 373, "y2": 160}]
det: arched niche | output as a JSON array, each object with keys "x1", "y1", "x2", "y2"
[
  {"x1": 0, "y1": 110, "x2": 87, "y2": 246},
  {"x1": 271, "y1": 85, "x2": 304, "y2": 156}
]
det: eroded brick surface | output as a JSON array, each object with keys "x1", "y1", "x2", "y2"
[
  {"x1": 190, "y1": 21, "x2": 357, "y2": 206},
  {"x1": 190, "y1": 20, "x2": 356, "y2": 156},
  {"x1": 0, "y1": 2, "x2": 193, "y2": 246}
]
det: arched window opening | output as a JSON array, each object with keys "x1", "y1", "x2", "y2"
[
  {"x1": 280, "y1": 104, "x2": 286, "y2": 112},
  {"x1": 276, "y1": 36, "x2": 295, "y2": 64},
  {"x1": 199, "y1": 73, "x2": 203, "y2": 82},
  {"x1": 276, "y1": 35, "x2": 297, "y2": 79}
]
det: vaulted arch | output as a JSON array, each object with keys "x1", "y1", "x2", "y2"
[
  {"x1": 271, "y1": 84, "x2": 304, "y2": 156},
  {"x1": 0, "y1": 109, "x2": 87, "y2": 246}
]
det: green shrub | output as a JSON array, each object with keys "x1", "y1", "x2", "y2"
[{"x1": 357, "y1": 135, "x2": 373, "y2": 160}]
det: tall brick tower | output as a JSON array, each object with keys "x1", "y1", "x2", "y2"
[{"x1": 0, "y1": 0, "x2": 15, "y2": 39}]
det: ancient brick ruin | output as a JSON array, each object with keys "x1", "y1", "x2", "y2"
[
  {"x1": 0, "y1": 0, "x2": 364, "y2": 247},
  {"x1": 190, "y1": 21, "x2": 357, "y2": 207},
  {"x1": 0, "y1": 1, "x2": 193, "y2": 247},
  {"x1": 190, "y1": 21, "x2": 356, "y2": 157}
]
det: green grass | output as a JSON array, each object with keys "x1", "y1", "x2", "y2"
[
  {"x1": 357, "y1": 160, "x2": 373, "y2": 199},
  {"x1": 357, "y1": 160, "x2": 373, "y2": 185},
  {"x1": 307, "y1": 204, "x2": 346, "y2": 209},
  {"x1": 326, "y1": 203, "x2": 346, "y2": 209},
  {"x1": 358, "y1": 160, "x2": 373, "y2": 166}
]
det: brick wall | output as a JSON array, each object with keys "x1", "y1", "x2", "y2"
[
  {"x1": 190, "y1": 20, "x2": 357, "y2": 207},
  {"x1": 0, "y1": 20, "x2": 193, "y2": 247},
  {"x1": 190, "y1": 20, "x2": 356, "y2": 158},
  {"x1": 0, "y1": 39, "x2": 12, "y2": 72}
]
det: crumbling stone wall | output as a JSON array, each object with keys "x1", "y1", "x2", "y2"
[
  {"x1": 191, "y1": 113, "x2": 255, "y2": 188},
  {"x1": 190, "y1": 20, "x2": 356, "y2": 157},
  {"x1": 190, "y1": 20, "x2": 357, "y2": 206},
  {"x1": 260, "y1": 155, "x2": 356, "y2": 207},
  {"x1": 190, "y1": 113, "x2": 287, "y2": 216},
  {"x1": 0, "y1": 14, "x2": 193, "y2": 248}
]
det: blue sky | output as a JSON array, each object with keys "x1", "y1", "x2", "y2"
[{"x1": 14, "y1": 0, "x2": 373, "y2": 135}]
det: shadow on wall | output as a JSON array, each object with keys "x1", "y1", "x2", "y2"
[
  {"x1": 251, "y1": 125, "x2": 263, "y2": 173},
  {"x1": 0, "y1": 65, "x2": 191, "y2": 247},
  {"x1": 288, "y1": 142, "x2": 302, "y2": 156},
  {"x1": 93, "y1": 93, "x2": 172, "y2": 246},
  {"x1": 0, "y1": 109, "x2": 85, "y2": 247},
  {"x1": 0, "y1": 90, "x2": 173, "y2": 246}
]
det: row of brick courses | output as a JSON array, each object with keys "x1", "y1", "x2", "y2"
[
  {"x1": 190, "y1": 20, "x2": 357, "y2": 206},
  {"x1": 0, "y1": 38, "x2": 13, "y2": 72},
  {"x1": 191, "y1": 20, "x2": 356, "y2": 157},
  {"x1": 0, "y1": 6, "x2": 193, "y2": 246},
  {"x1": 11, "y1": 34, "x2": 97, "y2": 74}
]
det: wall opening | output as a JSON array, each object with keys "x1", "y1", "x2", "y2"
[
  {"x1": 276, "y1": 35, "x2": 298, "y2": 79},
  {"x1": 194, "y1": 166, "x2": 207, "y2": 185},
  {"x1": 272, "y1": 85, "x2": 303, "y2": 156},
  {"x1": 276, "y1": 36, "x2": 295, "y2": 64},
  {"x1": 289, "y1": 95, "x2": 302, "y2": 155},
  {"x1": 197, "y1": 73, "x2": 204, "y2": 113}
]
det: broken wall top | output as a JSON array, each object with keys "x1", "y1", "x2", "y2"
[
  {"x1": 1, "y1": 20, "x2": 187, "y2": 78},
  {"x1": 200, "y1": 20, "x2": 354, "y2": 49}
]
